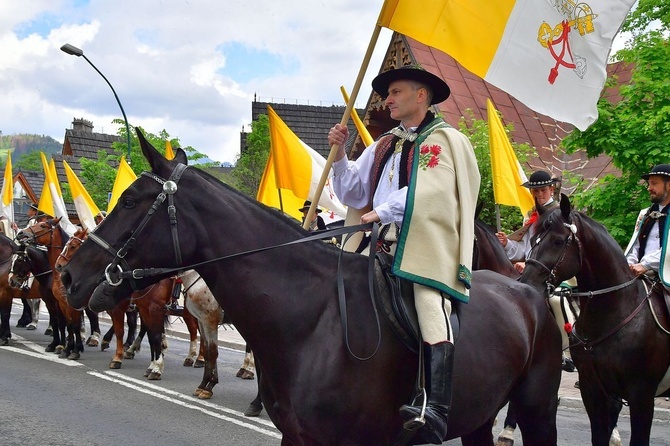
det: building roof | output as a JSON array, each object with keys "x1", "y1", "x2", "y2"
[
  {"x1": 353, "y1": 33, "x2": 627, "y2": 193},
  {"x1": 249, "y1": 101, "x2": 365, "y2": 159}
]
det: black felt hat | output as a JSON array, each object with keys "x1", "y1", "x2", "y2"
[
  {"x1": 641, "y1": 164, "x2": 670, "y2": 180},
  {"x1": 522, "y1": 171, "x2": 557, "y2": 189},
  {"x1": 298, "y1": 200, "x2": 322, "y2": 213},
  {"x1": 372, "y1": 65, "x2": 451, "y2": 105}
]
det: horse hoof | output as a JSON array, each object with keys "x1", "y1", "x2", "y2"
[
  {"x1": 194, "y1": 359, "x2": 205, "y2": 368},
  {"x1": 68, "y1": 352, "x2": 81, "y2": 360},
  {"x1": 198, "y1": 390, "x2": 213, "y2": 400},
  {"x1": 1, "y1": 338, "x2": 9, "y2": 346},
  {"x1": 496, "y1": 438, "x2": 514, "y2": 446},
  {"x1": 101, "y1": 341, "x2": 110, "y2": 351},
  {"x1": 144, "y1": 369, "x2": 151, "y2": 377},
  {"x1": 109, "y1": 361, "x2": 122, "y2": 369},
  {"x1": 193, "y1": 388, "x2": 203, "y2": 396},
  {"x1": 44, "y1": 328, "x2": 53, "y2": 336},
  {"x1": 124, "y1": 351, "x2": 136, "y2": 359},
  {"x1": 45, "y1": 344, "x2": 55, "y2": 352},
  {"x1": 241, "y1": 370, "x2": 254, "y2": 380},
  {"x1": 236, "y1": 367, "x2": 245, "y2": 377},
  {"x1": 148, "y1": 372, "x2": 162, "y2": 380},
  {"x1": 86, "y1": 339, "x2": 99, "y2": 347},
  {"x1": 244, "y1": 404, "x2": 263, "y2": 417},
  {"x1": 183, "y1": 358, "x2": 194, "y2": 367},
  {"x1": 58, "y1": 351, "x2": 68, "y2": 359},
  {"x1": 55, "y1": 346, "x2": 64, "y2": 354}
]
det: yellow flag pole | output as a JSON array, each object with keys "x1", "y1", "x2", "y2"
[{"x1": 302, "y1": 23, "x2": 382, "y2": 234}]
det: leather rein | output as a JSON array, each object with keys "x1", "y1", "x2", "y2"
[{"x1": 86, "y1": 163, "x2": 383, "y2": 360}]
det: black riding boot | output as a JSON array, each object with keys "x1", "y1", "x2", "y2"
[{"x1": 400, "y1": 341, "x2": 454, "y2": 444}]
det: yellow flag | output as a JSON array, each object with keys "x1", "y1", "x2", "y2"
[
  {"x1": 165, "y1": 141, "x2": 175, "y2": 160},
  {"x1": 63, "y1": 160, "x2": 100, "y2": 230},
  {"x1": 340, "y1": 86, "x2": 374, "y2": 147},
  {"x1": 257, "y1": 105, "x2": 346, "y2": 222},
  {"x1": 38, "y1": 153, "x2": 78, "y2": 234},
  {"x1": 0, "y1": 151, "x2": 15, "y2": 237},
  {"x1": 107, "y1": 157, "x2": 137, "y2": 213},
  {"x1": 487, "y1": 99, "x2": 534, "y2": 216},
  {"x1": 377, "y1": 0, "x2": 636, "y2": 130}
]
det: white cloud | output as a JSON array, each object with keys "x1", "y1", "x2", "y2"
[{"x1": 0, "y1": 0, "x2": 390, "y2": 164}]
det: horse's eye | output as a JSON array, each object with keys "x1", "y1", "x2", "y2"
[
  {"x1": 553, "y1": 237, "x2": 564, "y2": 247},
  {"x1": 123, "y1": 199, "x2": 135, "y2": 209}
]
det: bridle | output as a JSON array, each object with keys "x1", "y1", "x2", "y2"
[
  {"x1": 87, "y1": 162, "x2": 188, "y2": 292},
  {"x1": 19, "y1": 222, "x2": 57, "y2": 248},
  {"x1": 57, "y1": 234, "x2": 87, "y2": 267}
]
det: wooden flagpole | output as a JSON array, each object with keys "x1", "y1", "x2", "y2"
[{"x1": 302, "y1": 23, "x2": 383, "y2": 240}]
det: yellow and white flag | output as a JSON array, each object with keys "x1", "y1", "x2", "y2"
[
  {"x1": 378, "y1": 0, "x2": 635, "y2": 130},
  {"x1": 63, "y1": 160, "x2": 100, "y2": 231},
  {"x1": 487, "y1": 99, "x2": 534, "y2": 216},
  {"x1": 257, "y1": 105, "x2": 346, "y2": 223},
  {"x1": 340, "y1": 86, "x2": 374, "y2": 147},
  {"x1": 107, "y1": 157, "x2": 137, "y2": 213},
  {"x1": 165, "y1": 141, "x2": 175, "y2": 160},
  {"x1": 38, "y1": 153, "x2": 79, "y2": 235},
  {"x1": 0, "y1": 151, "x2": 15, "y2": 237}
]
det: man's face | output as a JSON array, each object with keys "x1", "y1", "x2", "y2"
[
  {"x1": 384, "y1": 80, "x2": 424, "y2": 123},
  {"x1": 531, "y1": 186, "x2": 555, "y2": 206},
  {"x1": 647, "y1": 176, "x2": 670, "y2": 205}
]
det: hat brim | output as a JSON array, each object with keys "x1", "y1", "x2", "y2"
[
  {"x1": 642, "y1": 172, "x2": 670, "y2": 180},
  {"x1": 372, "y1": 68, "x2": 450, "y2": 105},
  {"x1": 299, "y1": 207, "x2": 322, "y2": 213},
  {"x1": 521, "y1": 179, "x2": 556, "y2": 189}
]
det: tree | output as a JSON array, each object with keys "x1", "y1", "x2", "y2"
[
  {"x1": 231, "y1": 114, "x2": 270, "y2": 198},
  {"x1": 14, "y1": 150, "x2": 43, "y2": 171},
  {"x1": 562, "y1": 0, "x2": 670, "y2": 246}
]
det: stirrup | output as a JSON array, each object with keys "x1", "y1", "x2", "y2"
[{"x1": 402, "y1": 388, "x2": 427, "y2": 431}]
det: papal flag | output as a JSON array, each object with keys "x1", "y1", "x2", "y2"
[
  {"x1": 340, "y1": 86, "x2": 374, "y2": 147},
  {"x1": 487, "y1": 99, "x2": 534, "y2": 216},
  {"x1": 107, "y1": 157, "x2": 137, "y2": 213},
  {"x1": 257, "y1": 105, "x2": 346, "y2": 222},
  {"x1": 0, "y1": 151, "x2": 14, "y2": 237},
  {"x1": 63, "y1": 160, "x2": 100, "y2": 231},
  {"x1": 38, "y1": 153, "x2": 78, "y2": 236},
  {"x1": 378, "y1": 0, "x2": 635, "y2": 130}
]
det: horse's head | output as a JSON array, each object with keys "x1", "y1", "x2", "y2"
[
  {"x1": 522, "y1": 194, "x2": 581, "y2": 291},
  {"x1": 17, "y1": 217, "x2": 62, "y2": 247},
  {"x1": 60, "y1": 129, "x2": 189, "y2": 312},
  {"x1": 55, "y1": 228, "x2": 88, "y2": 273},
  {"x1": 9, "y1": 244, "x2": 32, "y2": 289}
]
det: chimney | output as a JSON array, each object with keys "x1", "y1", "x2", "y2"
[{"x1": 72, "y1": 118, "x2": 94, "y2": 133}]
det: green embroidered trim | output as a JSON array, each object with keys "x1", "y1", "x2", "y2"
[{"x1": 458, "y1": 264, "x2": 472, "y2": 289}]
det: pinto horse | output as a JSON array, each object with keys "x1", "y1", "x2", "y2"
[
  {"x1": 56, "y1": 230, "x2": 222, "y2": 396},
  {"x1": 61, "y1": 131, "x2": 561, "y2": 445},
  {"x1": 521, "y1": 195, "x2": 670, "y2": 446}
]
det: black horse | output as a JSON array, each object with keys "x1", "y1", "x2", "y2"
[
  {"x1": 522, "y1": 195, "x2": 670, "y2": 446},
  {"x1": 61, "y1": 130, "x2": 561, "y2": 445}
]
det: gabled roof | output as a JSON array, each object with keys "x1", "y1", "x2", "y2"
[
  {"x1": 250, "y1": 101, "x2": 364, "y2": 159},
  {"x1": 353, "y1": 33, "x2": 626, "y2": 193}
]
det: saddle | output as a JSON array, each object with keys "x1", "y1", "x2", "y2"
[{"x1": 374, "y1": 252, "x2": 460, "y2": 354}]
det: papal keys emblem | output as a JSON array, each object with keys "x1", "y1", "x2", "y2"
[{"x1": 537, "y1": 1, "x2": 598, "y2": 84}]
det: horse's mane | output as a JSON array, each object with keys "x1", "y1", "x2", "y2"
[{"x1": 190, "y1": 167, "x2": 314, "y2": 238}]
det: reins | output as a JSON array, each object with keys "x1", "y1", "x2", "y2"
[{"x1": 86, "y1": 163, "x2": 383, "y2": 360}]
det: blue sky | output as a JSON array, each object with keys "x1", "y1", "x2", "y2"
[{"x1": 0, "y1": 0, "x2": 390, "y2": 164}]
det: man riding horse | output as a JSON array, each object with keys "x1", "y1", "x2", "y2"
[{"x1": 328, "y1": 64, "x2": 480, "y2": 444}]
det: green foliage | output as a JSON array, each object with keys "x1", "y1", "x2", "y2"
[
  {"x1": 563, "y1": 5, "x2": 670, "y2": 247},
  {"x1": 457, "y1": 110, "x2": 536, "y2": 233},
  {"x1": 75, "y1": 152, "x2": 118, "y2": 210},
  {"x1": 231, "y1": 114, "x2": 270, "y2": 198},
  {"x1": 14, "y1": 151, "x2": 44, "y2": 171}
]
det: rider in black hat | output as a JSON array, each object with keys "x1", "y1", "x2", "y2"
[
  {"x1": 299, "y1": 200, "x2": 326, "y2": 232},
  {"x1": 625, "y1": 164, "x2": 670, "y2": 277},
  {"x1": 328, "y1": 64, "x2": 480, "y2": 444}
]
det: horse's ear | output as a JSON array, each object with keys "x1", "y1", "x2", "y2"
[
  {"x1": 174, "y1": 147, "x2": 188, "y2": 165},
  {"x1": 560, "y1": 193, "x2": 571, "y2": 220},
  {"x1": 137, "y1": 129, "x2": 169, "y2": 174}
]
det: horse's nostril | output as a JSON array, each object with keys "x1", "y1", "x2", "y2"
[{"x1": 60, "y1": 271, "x2": 71, "y2": 288}]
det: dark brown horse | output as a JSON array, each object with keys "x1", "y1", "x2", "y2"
[
  {"x1": 17, "y1": 218, "x2": 101, "y2": 359},
  {"x1": 522, "y1": 195, "x2": 670, "y2": 446},
  {"x1": 60, "y1": 131, "x2": 561, "y2": 445}
]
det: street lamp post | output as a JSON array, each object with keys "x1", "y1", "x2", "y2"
[{"x1": 60, "y1": 43, "x2": 132, "y2": 163}]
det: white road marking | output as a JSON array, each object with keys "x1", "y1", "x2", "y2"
[
  {"x1": 0, "y1": 345, "x2": 84, "y2": 367},
  {"x1": 90, "y1": 371, "x2": 281, "y2": 438}
]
